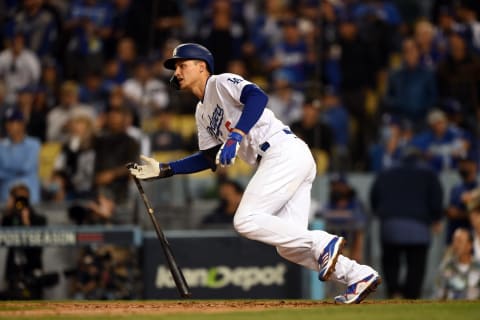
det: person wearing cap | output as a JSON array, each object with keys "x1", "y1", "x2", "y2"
[
  {"x1": 411, "y1": 109, "x2": 470, "y2": 172},
  {"x1": 320, "y1": 173, "x2": 367, "y2": 263},
  {"x1": 129, "y1": 43, "x2": 382, "y2": 304},
  {"x1": 0, "y1": 107, "x2": 41, "y2": 204}
]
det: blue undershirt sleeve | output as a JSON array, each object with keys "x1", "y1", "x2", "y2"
[
  {"x1": 168, "y1": 152, "x2": 212, "y2": 174},
  {"x1": 236, "y1": 84, "x2": 268, "y2": 134}
]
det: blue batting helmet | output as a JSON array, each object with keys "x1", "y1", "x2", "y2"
[{"x1": 163, "y1": 43, "x2": 214, "y2": 73}]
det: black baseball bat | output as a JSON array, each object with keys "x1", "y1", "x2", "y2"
[{"x1": 126, "y1": 163, "x2": 192, "y2": 298}]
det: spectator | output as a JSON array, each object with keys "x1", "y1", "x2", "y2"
[
  {"x1": 0, "y1": 32, "x2": 41, "y2": 105},
  {"x1": 122, "y1": 58, "x2": 169, "y2": 123},
  {"x1": 63, "y1": 0, "x2": 113, "y2": 80},
  {"x1": 445, "y1": 157, "x2": 478, "y2": 244},
  {"x1": 414, "y1": 19, "x2": 444, "y2": 69},
  {"x1": 150, "y1": 0, "x2": 183, "y2": 54},
  {"x1": 468, "y1": 189, "x2": 480, "y2": 260},
  {"x1": 247, "y1": 0, "x2": 286, "y2": 65},
  {"x1": 320, "y1": 86, "x2": 350, "y2": 171},
  {"x1": 336, "y1": 14, "x2": 376, "y2": 170},
  {"x1": 47, "y1": 80, "x2": 95, "y2": 143},
  {"x1": 457, "y1": 0, "x2": 480, "y2": 53},
  {"x1": 78, "y1": 69, "x2": 108, "y2": 114},
  {"x1": 114, "y1": 37, "x2": 137, "y2": 81},
  {"x1": 437, "y1": 32, "x2": 480, "y2": 133},
  {"x1": 9, "y1": 0, "x2": 59, "y2": 59},
  {"x1": 0, "y1": 81, "x2": 7, "y2": 136},
  {"x1": 435, "y1": 228, "x2": 480, "y2": 300},
  {"x1": 0, "y1": 108, "x2": 41, "y2": 204},
  {"x1": 15, "y1": 85, "x2": 46, "y2": 142},
  {"x1": 290, "y1": 97, "x2": 333, "y2": 156},
  {"x1": 93, "y1": 106, "x2": 139, "y2": 224},
  {"x1": 150, "y1": 109, "x2": 184, "y2": 152},
  {"x1": 267, "y1": 18, "x2": 310, "y2": 86},
  {"x1": 382, "y1": 38, "x2": 437, "y2": 127},
  {"x1": 369, "y1": 114, "x2": 413, "y2": 172},
  {"x1": 202, "y1": 179, "x2": 244, "y2": 226},
  {"x1": 370, "y1": 147, "x2": 444, "y2": 299},
  {"x1": 52, "y1": 107, "x2": 97, "y2": 200},
  {"x1": 412, "y1": 109, "x2": 469, "y2": 172},
  {"x1": 267, "y1": 71, "x2": 304, "y2": 125},
  {"x1": 38, "y1": 57, "x2": 61, "y2": 110},
  {"x1": 319, "y1": 173, "x2": 367, "y2": 263},
  {"x1": 198, "y1": 0, "x2": 246, "y2": 74},
  {"x1": 0, "y1": 184, "x2": 52, "y2": 300}
]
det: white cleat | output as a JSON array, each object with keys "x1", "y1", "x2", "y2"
[{"x1": 334, "y1": 273, "x2": 382, "y2": 304}]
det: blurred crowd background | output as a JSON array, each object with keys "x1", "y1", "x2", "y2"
[{"x1": 1, "y1": 0, "x2": 480, "y2": 301}]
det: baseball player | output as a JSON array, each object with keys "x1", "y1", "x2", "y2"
[{"x1": 128, "y1": 43, "x2": 381, "y2": 303}]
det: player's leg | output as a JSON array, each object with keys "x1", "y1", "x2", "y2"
[
  {"x1": 233, "y1": 137, "x2": 336, "y2": 267},
  {"x1": 270, "y1": 167, "x2": 378, "y2": 286}
]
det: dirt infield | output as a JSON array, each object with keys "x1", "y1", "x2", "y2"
[{"x1": 0, "y1": 300, "x2": 335, "y2": 317}]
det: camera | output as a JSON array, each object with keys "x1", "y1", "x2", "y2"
[{"x1": 13, "y1": 195, "x2": 30, "y2": 213}]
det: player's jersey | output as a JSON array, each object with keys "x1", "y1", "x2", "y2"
[{"x1": 195, "y1": 73, "x2": 286, "y2": 165}]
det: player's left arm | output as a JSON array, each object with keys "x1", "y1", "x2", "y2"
[
  {"x1": 216, "y1": 84, "x2": 268, "y2": 166},
  {"x1": 128, "y1": 145, "x2": 221, "y2": 180}
]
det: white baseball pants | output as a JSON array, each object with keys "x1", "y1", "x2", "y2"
[{"x1": 233, "y1": 131, "x2": 375, "y2": 285}]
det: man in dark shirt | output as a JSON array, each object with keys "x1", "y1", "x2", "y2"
[
  {"x1": 202, "y1": 180, "x2": 244, "y2": 226},
  {"x1": 370, "y1": 147, "x2": 443, "y2": 299},
  {"x1": 94, "y1": 106, "x2": 139, "y2": 213},
  {"x1": 290, "y1": 98, "x2": 333, "y2": 155}
]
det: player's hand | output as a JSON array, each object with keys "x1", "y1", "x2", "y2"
[
  {"x1": 216, "y1": 131, "x2": 242, "y2": 167},
  {"x1": 128, "y1": 155, "x2": 160, "y2": 179}
]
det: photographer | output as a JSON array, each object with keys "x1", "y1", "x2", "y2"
[{"x1": 1, "y1": 184, "x2": 47, "y2": 299}]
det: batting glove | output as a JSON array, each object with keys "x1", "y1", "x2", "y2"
[
  {"x1": 216, "y1": 131, "x2": 242, "y2": 167},
  {"x1": 128, "y1": 155, "x2": 173, "y2": 180}
]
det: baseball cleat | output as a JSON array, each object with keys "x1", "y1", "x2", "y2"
[
  {"x1": 334, "y1": 273, "x2": 382, "y2": 304},
  {"x1": 318, "y1": 236, "x2": 346, "y2": 281}
]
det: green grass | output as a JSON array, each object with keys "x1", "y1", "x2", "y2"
[{"x1": 0, "y1": 300, "x2": 479, "y2": 320}]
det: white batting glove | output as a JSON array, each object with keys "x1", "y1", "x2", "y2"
[{"x1": 129, "y1": 155, "x2": 160, "y2": 179}]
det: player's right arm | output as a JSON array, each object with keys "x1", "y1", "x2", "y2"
[{"x1": 128, "y1": 145, "x2": 221, "y2": 180}]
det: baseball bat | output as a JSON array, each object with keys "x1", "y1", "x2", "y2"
[{"x1": 126, "y1": 164, "x2": 192, "y2": 298}]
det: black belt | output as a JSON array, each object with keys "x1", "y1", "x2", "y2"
[{"x1": 257, "y1": 129, "x2": 293, "y2": 163}]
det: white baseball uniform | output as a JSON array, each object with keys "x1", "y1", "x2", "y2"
[{"x1": 196, "y1": 73, "x2": 374, "y2": 285}]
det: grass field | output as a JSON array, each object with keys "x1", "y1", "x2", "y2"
[{"x1": 1, "y1": 300, "x2": 479, "y2": 320}]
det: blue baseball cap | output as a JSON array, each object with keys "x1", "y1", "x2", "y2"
[{"x1": 4, "y1": 108, "x2": 24, "y2": 122}]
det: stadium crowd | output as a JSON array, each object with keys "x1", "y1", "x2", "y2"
[{"x1": 1, "y1": 0, "x2": 480, "y2": 300}]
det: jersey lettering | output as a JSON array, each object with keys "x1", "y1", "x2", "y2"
[
  {"x1": 227, "y1": 77, "x2": 243, "y2": 85},
  {"x1": 207, "y1": 105, "x2": 224, "y2": 140}
]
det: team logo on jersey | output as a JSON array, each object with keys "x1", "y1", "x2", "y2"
[
  {"x1": 227, "y1": 77, "x2": 243, "y2": 85},
  {"x1": 207, "y1": 105, "x2": 224, "y2": 140}
]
